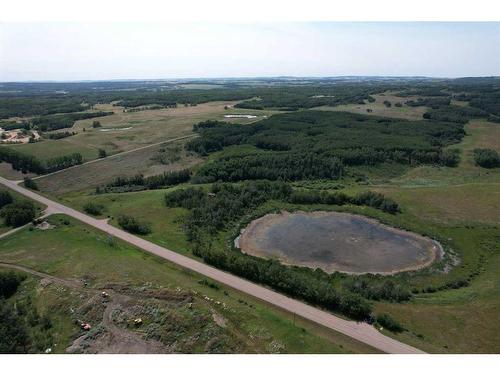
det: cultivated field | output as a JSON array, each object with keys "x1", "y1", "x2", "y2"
[{"x1": 35, "y1": 138, "x2": 202, "y2": 196}]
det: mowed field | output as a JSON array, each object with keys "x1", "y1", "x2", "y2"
[
  {"x1": 0, "y1": 214, "x2": 376, "y2": 354},
  {"x1": 34, "y1": 138, "x2": 202, "y2": 196},
  {"x1": 316, "y1": 92, "x2": 429, "y2": 120},
  {"x1": 3, "y1": 101, "x2": 278, "y2": 163}
]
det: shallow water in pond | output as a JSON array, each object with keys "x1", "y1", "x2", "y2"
[{"x1": 237, "y1": 211, "x2": 441, "y2": 274}]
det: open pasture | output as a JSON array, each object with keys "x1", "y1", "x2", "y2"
[
  {"x1": 2, "y1": 101, "x2": 276, "y2": 165},
  {"x1": 35, "y1": 138, "x2": 202, "y2": 196},
  {"x1": 316, "y1": 92, "x2": 429, "y2": 120}
]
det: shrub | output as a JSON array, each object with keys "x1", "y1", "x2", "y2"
[
  {"x1": 92, "y1": 120, "x2": 101, "y2": 128},
  {"x1": 23, "y1": 177, "x2": 38, "y2": 191},
  {"x1": 0, "y1": 190, "x2": 13, "y2": 209},
  {"x1": 98, "y1": 149, "x2": 107, "y2": 158},
  {"x1": 354, "y1": 191, "x2": 400, "y2": 214},
  {"x1": 473, "y1": 148, "x2": 499, "y2": 168},
  {"x1": 117, "y1": 215, "x2": 152, "y2": 235},
  {"x1": 376, "y1": 313, "x2": 404, "y2": 332},
  {"x1": 0, "y1": 271, "x2": 26, "y2": 299},
  {"x1": 83, "y1": 202, "x2": 104, "y2": 216}
]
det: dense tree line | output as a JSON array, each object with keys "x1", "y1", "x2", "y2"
[
  {"x1": 288, "y1": 190, "x2": 400, "y2": 214},
  {"x1": 194, "y1": 245, "x2": 372, "y2": 320},
  {"x1": 0, "y1": 96, "x2": 87, "y2": 119},
  {"x1": 0, "y1": 121, "x2": 30, "y2": 131},
  {"x1": 45, "y1": 131, "x2": 76, "y2": 140},
  {"x1": 165, "y1": 181, "x2": 292, "y2": 234},
  {"x1": 342, "y1": 278, "x2": 411, "y2": 302},
  {"x1": 31, "y1": 111, "x2": 112, "y2": 131},
  {"x1": 100, "y1": 169, "x2": 191, "y2": 193},
  {"x1": 0, "y1": 200, "x2": 36, "y2": 227},
  {"x1": 187, "y1": 111, "x2": 465, "y2": 183},
  {"x1": 0, "y1": 190, "x2": 13, "y2": 209},
  {"x1": 473, "y1": 148, "x2": 499, "y2": 168},
  {"x1": 195, "y1": 153, "x2": 345, "y2": 183},
  {"x1": 45, "y1": 153, "x2": 83, "y2": 173},
  {"x1": 0, "y1": 147, "x2": 45, "y2": 174},
  {"x1": 0, "y1": 147, "x2": 83, "y2": 175}
]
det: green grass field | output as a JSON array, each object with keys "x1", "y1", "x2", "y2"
[
  {"x1": 0, "y1": 214, "x2": 376, "y2": 353},
  {"x1": 57, "y1": 113, "x2": 500, "y2": 353}
]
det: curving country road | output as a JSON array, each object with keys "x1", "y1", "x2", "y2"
[{"x1": 0, "y1": 175, "x2": 425, "y2": 354}]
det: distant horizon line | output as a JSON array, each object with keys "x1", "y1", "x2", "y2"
[{"x1": 1, "y1": 75, "x2": 499, "y2": 84}]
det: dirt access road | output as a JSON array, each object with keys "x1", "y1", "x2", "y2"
[{"x1": 0, "y1": 176, "x2": 425, "y2": 354}]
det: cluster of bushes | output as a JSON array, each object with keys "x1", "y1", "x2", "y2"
[
  {"x1": 117, "y1": 215, "x2": 152, "y2": 235},
  {"x1": 289, "y1": 190, "x2": 400, "y2": 214},
  {"x1": 473, "y1": 148, "x2": 499, "y2": 168},
  {"x1": 0, "y1": 271, "x2": 25, "y2": 299},
  {"x1": 376, "y1": 313, "x2": 404, "y2": 333},
  {"x1": 45, "y1": 131, "x2": 75, "y2": 140},
  {"x1": 165, "y1": 181, "x2": 401, "y2": 239},
  {"x1": 31, "y1": 111, "x2": 112, "y2": 131},
  {"x1": 98, "y1": 149, "x2": 107, "y2": 158},
  {"x1": 165, "y1": 181, "x2": 292, "y2": 234},
  {"x1": 1, "y1": 189, "x2": 37, "y2": 228},
  {"x1": 23, "y1": 177, "x2": 38, "y2": 191},
  {"x1": 0, "y1": 190, "x2": 14, "y2": 209},
  {"x1": 83, "y1": 202, "x2": 104, "y2": 216},
  {"x1": 123, "y1": 104, "x2": 174, "y2": 112},
  {"x1": 101, "y1": 169, "x2": 191, "y2": 193},
  {"x1": 0, "y1": 121, "x2": 30, "y2": 131},
  {"x1": 0, "y1": 200, "x2": 36, "y2": 227}
]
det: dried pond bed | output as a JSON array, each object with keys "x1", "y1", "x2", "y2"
[{"x1": 236, "y1": 211, "x2": 442, "y2": 275}]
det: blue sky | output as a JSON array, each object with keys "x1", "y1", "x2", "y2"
[{"x1": 0, "y1": 22, "x2": 499, "y2": 81}]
